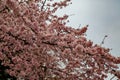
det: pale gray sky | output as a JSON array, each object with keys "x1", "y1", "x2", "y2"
[
  {"x1": 56, "y1": 0, "x2": 120, "y2": 57},
  {"x1": 56, "y1": 0, "x2": 120, "y2": 80}
]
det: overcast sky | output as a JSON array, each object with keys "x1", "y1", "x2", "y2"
[
  {"x1": 56, "y1": 0, "x2": 120, "y2": 79},
  {"x1": 56, "y1": 0, "x2": 120, "y2": 56}
]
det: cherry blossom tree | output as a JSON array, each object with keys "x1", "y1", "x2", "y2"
[{"x1": 0, "y1": 0, "x2": 120, "y2": 80}]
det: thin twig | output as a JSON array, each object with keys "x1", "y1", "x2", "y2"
[
  {"x1": 110, "y1": 75, "x2": 115, "y2": 80},
  {"x1": 41, "y1": 0, "x2": 47, "y2": 11},
  {"x1": 78, "y1": 24, "x2": 81, "y2": 28},
  {"x1": 100, "y1": 35, "x2": 108, "y2": 46}
]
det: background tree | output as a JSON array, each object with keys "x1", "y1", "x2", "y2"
[{"x1": 0, "y1": 0, "x2": 120, "y2": 80}]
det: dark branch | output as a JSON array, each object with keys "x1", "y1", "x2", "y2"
[
  {"x1": 41, "y1": 0, "x2": 47, "y2": 11},
  {"x1": 6, "y1": 31, "x2": 30, "y2": 45},
  {"x1": 110, "y1": 75, "x2": 115, "y2": 80},
  {"x1": 0, "y1": 28, "x2": 30, "y2": 45},
  {"x1": 100, "y1": 35, "x2": 108, "y2": 46},
  {"x1": 42, "y1": 41, "x2": 57, "y2": 46},
  {"x1": 0, "y1": 6, "x2": 10, "y2": 13}
]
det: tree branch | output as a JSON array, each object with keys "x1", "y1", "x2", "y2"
[
  {"x1": 110, "y1": 75, "x2": 115, "y2": 80},
  {"x1": 0, "y1": 29, "x2": 30, "y2": 45},
  {"x1": 100, "y1": 35, "x2": 108, "y2": 46},
  {"x1": 0, "y1": 6, "x2": 10, "y2": 13},
  {"x1": 41, "y1": 0, "x2": 47, "y2": 11}
]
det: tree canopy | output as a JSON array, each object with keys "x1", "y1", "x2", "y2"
[{"x1": 0, "y1": 0, "x2": 120, "y2": 80}]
